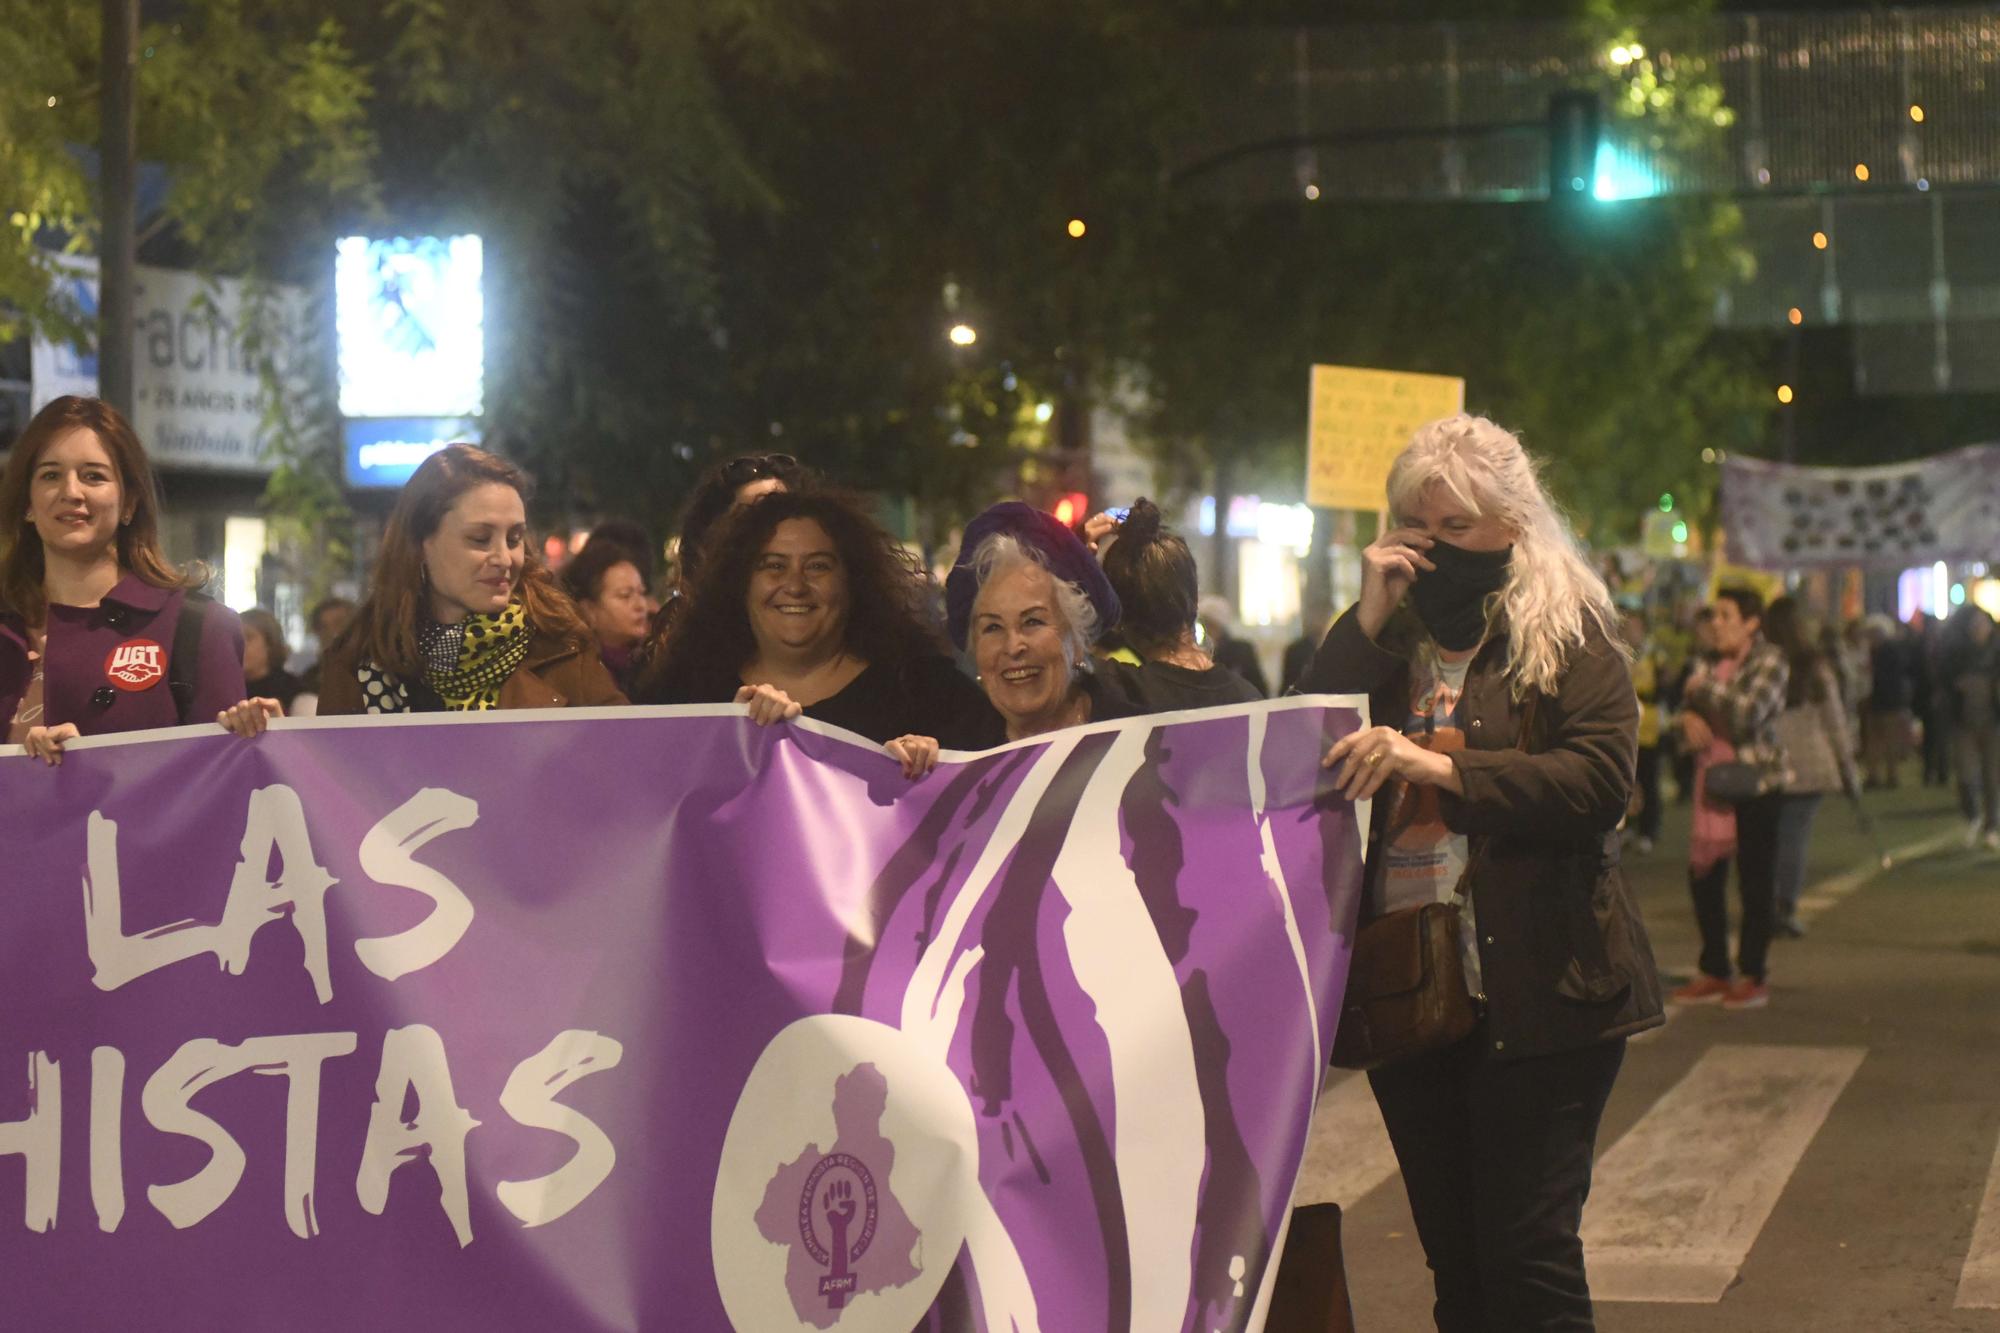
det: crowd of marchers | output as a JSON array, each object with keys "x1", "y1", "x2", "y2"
[{"x1": 3, "y1": 394, "x2": 1684, "y2": 1333}]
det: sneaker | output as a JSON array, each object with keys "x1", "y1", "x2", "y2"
[
  {"x1": 1969, "y1": 822, "x2": 1987, "y2": 850},
  {"x1": 1722, "y1": 978, "x2": 1770, "y2": 1010},
  {"x1": 1985, "y1": 830, "x2": 2000, "y2": 852},
  {"x1": 1634, "y1": 836, "x2": 1656, "y2": 855},
  {"x1": 1776, "y1": 915, "x2": 1807, "y2": 939},
  {"x1": 1669, "y1": 974, "x2": 1732, "y2": 1005}
]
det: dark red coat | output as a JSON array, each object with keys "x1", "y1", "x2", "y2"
[{"x1": 1, "y1": 576, "x2": 247, "y2": 737}]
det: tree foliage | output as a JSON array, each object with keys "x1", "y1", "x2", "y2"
[
  {"x1": 0, "y1": 0, "x2": 378, "y2": 340},
  {"x1": 1, "y1": 0, "x2": 1775, "y2": 556},
  {"x1": 1139, "y1": 0, "x2": 1770, "y2": 541}
]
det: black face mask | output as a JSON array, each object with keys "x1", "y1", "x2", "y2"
[{"x1": 1410, "y1": 538, "x2": 1512, "y2": 651}]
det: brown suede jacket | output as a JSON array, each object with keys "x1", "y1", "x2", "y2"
[{"x1": 316, "y1": 627, "x2": 626, "y2": 714}]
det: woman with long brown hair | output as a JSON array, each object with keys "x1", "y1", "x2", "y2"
[
  {"x1": 1, "y1": 395, "x2": 250, "y2": 764},
  {"x1": 316, "y1": 444, "x2": 624, "y2": 713}
]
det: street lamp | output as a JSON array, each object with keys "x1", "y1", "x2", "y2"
[{"x1": 948, "y1": 324, "x2": 977, "y2": 347}]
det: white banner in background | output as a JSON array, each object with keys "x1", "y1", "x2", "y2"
[{"x1": 1720, "y1": 446, "x2": 2000, "y2": 569}]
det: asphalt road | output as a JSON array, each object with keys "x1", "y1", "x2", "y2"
[{"x1": 1295, "y1": 782, "x2": 2000, "y2": 1332}]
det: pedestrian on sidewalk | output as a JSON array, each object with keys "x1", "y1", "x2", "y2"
[
  {"x1": 1666, "y1": 604, "x2": 1715, "y2": 804},
  {"x1": 1912, "y1": 608, "x2": 1952, "y2": 788},
  {"x1": 1940, "y1": 604, "x2": 2000, "y2": 849},
  {"x1": 1672, "y1": 586, "x2": 1789, "y2": 1010},
  {"x1": 1621, "y1": 605, "x2": 1666, "y2": 854},
  {"x1": 1299, "y1": 414, "x2": 1663, "y2": 1333},
  {"x1": 1766, "y1": 597, "x2": 1861, "y2": 937},
  {"x1": 1862, "y1": 615, "x2": 1913, "y2": 789}
]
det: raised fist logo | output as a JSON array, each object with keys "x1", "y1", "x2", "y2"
[
  {"x1": 825, "y1": 1179, "x2": 857, "y2": 1231},
  {"x1": 800, "y1": 1155, "x2": 878, "y2": 1311}
]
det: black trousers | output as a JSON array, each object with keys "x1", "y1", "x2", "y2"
[
  {"x1": 1368, "y1": 1031, "x2": 1626, "y2": 1332},
  {"x1": 1690, "y1": 791, "x2": 1782, "y2": 981},
  {"x1": 1633, "y1": 745, "x2": 1663, "y2": 841}
]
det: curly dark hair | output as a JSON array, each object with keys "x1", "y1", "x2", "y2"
[
  {"x1": 636, "y1": 487, "x2": 947, "y2": 702},
  {"x1": 674, "y1": 453, "x2": 813, "y2": 585},
  {"x1": 1099, "y1": 498, "x2": 1199, "y2": 659}
]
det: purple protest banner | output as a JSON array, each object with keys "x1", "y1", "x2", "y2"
[{"x1": 0, "y1": 698, "x2": 1365, "y2": 1331}]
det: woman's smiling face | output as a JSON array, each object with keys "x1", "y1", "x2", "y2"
[
  {"x1": 971, "y1": 562, "x2": 1079, "y2": 736},
  {"x1": 421, "y1": 481, "x2": 527, "y2": 622},
  {"x1": 28, "y1": 427, "x2": 126, "y2": 563},
  {"x1": 745, "y1": 518, "x2": 849, "y2": 664}
]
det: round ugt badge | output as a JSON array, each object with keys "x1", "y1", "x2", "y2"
[
  {"x1": 712, "y1": 1016, "x2": 977, "y2": 1329},
  {"x1": 105, "y1": 639, "x2": 166, "y2": 691}
]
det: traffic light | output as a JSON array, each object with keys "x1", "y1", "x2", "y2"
[{"x1": 1547, "y1": 91, "x2": 1601, "y2": 199}]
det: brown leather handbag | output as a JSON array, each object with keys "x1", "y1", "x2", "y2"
[
  {"x1": 1328, "y1": 692, "x2": 1537, "y2": 1071},
  {"x1": 1328, "y1": 892, "x2": 1478, "y2": 1071}
]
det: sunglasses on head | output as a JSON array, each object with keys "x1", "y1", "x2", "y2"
[{"x1": 721, "y1": 454, "x2": 797, "y2": 486}]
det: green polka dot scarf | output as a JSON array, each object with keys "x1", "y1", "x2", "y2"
[
  {"x1": 425, "y1": 601, "x2": 531, "y2": 710},
  {"x1": 356, "y1": 601, "x2": 531, "y2": 713}
]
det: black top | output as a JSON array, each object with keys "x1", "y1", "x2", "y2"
[
  {"x1": 807, "y1": 656, "x2": 1002, "y2": 750},
  {"x1": 651, "y1": 653, "x2": 1002, "y2": 751},
  {"x1": 1280, "y1": 635, "x2": 1316, "y2": 695},
  {"x1": 248, "y1": 669, "x2": 305, "y2": 712},
  {"x1": 1090, "y1": 658, "x2": 1262, "y2": 717},
  {"x1": 1212, "y1": 635, "x2": 1270, "y2": 697}
]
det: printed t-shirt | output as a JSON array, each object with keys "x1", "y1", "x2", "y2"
[{"x1": 1379, "y1": 655, "x2": 1482, "y2": 995}]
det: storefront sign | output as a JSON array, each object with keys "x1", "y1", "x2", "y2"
[{"x1": 28, "y1": 257, "x2": 310, "y2": 474}]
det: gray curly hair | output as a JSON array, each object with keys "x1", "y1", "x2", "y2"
[{"x1": 966, "y1": 532, "x2": 1100, "y2": 671}]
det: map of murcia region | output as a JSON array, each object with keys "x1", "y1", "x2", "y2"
[{"x1": 754, "y1": 1064, "x2": 924, "y2": 1326}]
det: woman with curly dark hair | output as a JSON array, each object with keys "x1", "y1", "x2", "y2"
[{"x1": 636, "y1": 488, "x2": 997, "y2": 753}]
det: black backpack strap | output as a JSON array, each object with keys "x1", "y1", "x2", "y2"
[{"x1": 168, "y1": 592, "x2": 213, "y2": 725}]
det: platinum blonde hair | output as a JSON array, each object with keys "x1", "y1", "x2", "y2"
[
  {"x1": 1387, "y1": 413, "x2": 1625, "y2": 697},
  {"x1": 968, "y1": 532, "x2": 1099, "y2": 670}
]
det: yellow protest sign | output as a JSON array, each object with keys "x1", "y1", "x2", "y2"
[
  {"x1": 1306, "y1": 365, "x2": 1466, "y2": 511},
  {"x1": 1708, "y1": 562, "x2": 1785, "y2": 604}
]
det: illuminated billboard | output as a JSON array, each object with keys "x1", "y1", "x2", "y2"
[
  {"x1": 335, "y1": 235, "x2": 484, "y2": 419},
  {"x1": 343, "y1": 416, "x2": 479, "y2": 489}
]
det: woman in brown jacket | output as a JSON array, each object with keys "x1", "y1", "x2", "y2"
[
  {"x1": 318, "y1": 445, "x2": 624, "y2": 714},
  {"x1": 1299, "y1": 415, "x2": 1662, "y2": 1333}
]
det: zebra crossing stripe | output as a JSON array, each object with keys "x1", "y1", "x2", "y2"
[
  {"x1": 1292, "y1": 1071, "x2": 1401, "y2": 1210},
  {"x1": 1955, "y1": 1133, "x2": 2000, "y2": 1308},
  {"x1": 1794, "y1": 828, "x2": 1961, "y2": 925},
  {"x1": 1582, "y1": 1043, "x2": 1866, "y2": 1303}
]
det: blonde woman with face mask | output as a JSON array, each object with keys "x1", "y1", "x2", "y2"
[{"x1": 1296, "y1": 414, "x2": 1663, "y2": 1333}]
